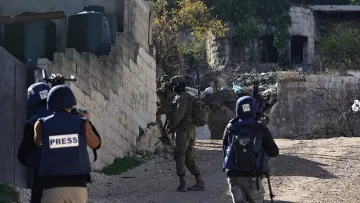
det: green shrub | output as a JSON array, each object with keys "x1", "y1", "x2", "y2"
[
  {"x1": 100, "y1": 151, "x2": 153, "y2": 176},
  {"x1": 0, "y1": 184, "x2": 20, "y2": 203}
]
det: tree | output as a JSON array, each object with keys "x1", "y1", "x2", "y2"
[
  {"x1": 152, "y1": 0, "x2": 227, "y2": 76},
  {"x1": 205, "y1": 0, "x2": 292, "y2": 66},
  {"x1": 317, "y1": 22, "x2": 360, "y2": 71}
]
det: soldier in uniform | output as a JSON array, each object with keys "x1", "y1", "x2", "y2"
[
  {"x1": 34, "y1": 85, "x2": 100, "y2": 203},
  {"x1": 156, "y1": 75, "x2": 176, "y2": 142},
  {"x1": 165, "y1": 75, "x2": 205, "y2": 192},
  {"x1": 156, "y1": 75, "x2": 176, "y2": 129},
  {"x1": 205, "y1": 88, "x2": 236, "y2": 140},
  {"x1": 208, "y1": 103, "x2": 235, "y2": 140},
  {"x1": 18, "y1": 82, "x2": 53, "y2": 203}
]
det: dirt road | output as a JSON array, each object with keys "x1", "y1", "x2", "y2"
[
  {"x1": 86, "y1": 137, "x2": 360, "y2": 203},
  {"x1": 18, "y1": 137, "x2": 360, "y2": 202}
]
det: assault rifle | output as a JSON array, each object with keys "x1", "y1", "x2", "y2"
[{"x1": 155, "y1": 117, "x2": 171, "y2": 146}]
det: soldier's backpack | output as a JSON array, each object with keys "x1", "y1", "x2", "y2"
[
  {"x1": 190, "y1": 95, "x2": 209, "y2": 127},
  {"x1": 227, "y1": 122, "x2": 269, "y2": 176}
]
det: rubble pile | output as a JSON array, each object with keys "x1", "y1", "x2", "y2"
[
  {"x1": 225, "y1": 72, "x2": 278, "y2": 98},
  {"x1": 230, "y1": 72, "x2": 277, "y2": 90}
]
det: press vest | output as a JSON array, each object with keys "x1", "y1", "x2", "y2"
[
  {"x1": 26, "y1": 106, "x2": 52, "y2": 169},
  {"x1": 39, "y1": 111, "x2": 91, "y2": 176}
]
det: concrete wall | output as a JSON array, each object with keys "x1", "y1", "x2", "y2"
[
  {"x1": 35, "y1": 0, "x2": 158, "y2": 169},
  {"x1": 289, "y1": 6, "x2": 316, "y2": 64},
  {"x1": 206, "y1": 23, "x2": 236, "y2": 69},
  {"x1": 206, "y1": 6, "x2": 317, "y2": 68},
  {"x1": 0, "y1": 46, "x2": 27, "y2": 187},
  {"x1": 268, "y1": 73, "x2": 360, "y2": 138}
]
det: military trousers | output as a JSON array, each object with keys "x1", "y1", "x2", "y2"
[
  {"x1": 227, "y1": 176, "x2": 265, "y2": 203},
  {"x1": 173, "y1": 126, "x2": 201, "y2": 176},
  {"x1": 41, "y1": 187, "x2": 87, "y2": 203}
]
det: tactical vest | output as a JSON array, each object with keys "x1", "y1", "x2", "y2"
[
  {"x1": 39, "y1": 111, "x2": 91, "y2": 176},
  {"x1": 26, "y1": 106, "x2": 52, "y2": 169}
]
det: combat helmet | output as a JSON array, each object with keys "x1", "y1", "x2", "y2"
[
  {"x1": 47, "y1": 85, "x2": 77, "y2": 111},
  {"x1": 235, "y1": 96, "x2": 258, "y2": 118},
  {"x1": 170, "y1": 75, "x2": 186, "y2": 86},
  {"x1": 27, "y1": 82, "x2": 51, "y2": 107}
]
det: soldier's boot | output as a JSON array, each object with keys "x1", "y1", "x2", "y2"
[
  {"x1": 177, "y1": 176, "x2": 187, "y2": 192},
  {"x1": 187, "y1": 174, "x2": 205, "y2": 191}
]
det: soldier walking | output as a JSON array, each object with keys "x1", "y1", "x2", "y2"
[{"x1": 165, "y1": 75, "x2": 205, "y2": 192}]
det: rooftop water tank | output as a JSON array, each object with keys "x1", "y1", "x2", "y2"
[
  {"x1": 3, "y1": 12, "x2": 56, "y2": 63},
  {"x1": 67, "y1": 5, "x2": 114, "y2": 56}
]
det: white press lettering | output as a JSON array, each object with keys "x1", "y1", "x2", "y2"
[{"x1": 49, "y1": 134, "x2": 79, "y2": 149}]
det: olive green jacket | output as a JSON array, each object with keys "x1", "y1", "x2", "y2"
[{"x1": 167, "y1": 91, "x2": 193, "y2": 129}]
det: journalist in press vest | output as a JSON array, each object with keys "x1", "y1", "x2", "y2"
[
  {"x1": 18, "y1": 82, "x2": 53, "y2": 203},
  {"x1": 33, "y1": 85, "x2": 101, "y2": 203},
  {"x1": 222, "y1": 96, "x2": 279, "y2": 203}
]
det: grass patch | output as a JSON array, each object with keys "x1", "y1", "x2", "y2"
[
  {"x1": 100, "y1": 150, "x2": 153, "y2": 176},
  {"x1": 0, "y1": 184, "x2": 20, "y2": 203}
]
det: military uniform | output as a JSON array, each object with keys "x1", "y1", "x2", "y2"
[
  {"x1": 167, "y1": 75, "x2": 205, "y2": 192},
  {"x1": 156, "y1": 75, "x2": 176, "y2": 129},
  {"x1": 156, "y1": 85, "x2": 176, "y2": 129},
  {"x1": 208, "y1": 104, "x2": 235, "y2": 140},
  {"x1": 167, "y1": 91, "x2": 200, "y2": 177}
]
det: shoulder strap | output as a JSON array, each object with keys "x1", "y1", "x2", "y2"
[
  {"x1": 89, "y1": 121, "x2": 101, "y2": 163},
  {"x1": 38, "y1": 118, "x2": 44, "y2": 134}
]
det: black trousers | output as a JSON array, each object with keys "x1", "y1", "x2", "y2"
[{"x1": 30, "y1": 169, "x2": 42, "y2": 203}]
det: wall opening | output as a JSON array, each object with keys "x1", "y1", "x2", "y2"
[
  {"x1": 260, "y1": 35, "x2": 278, "y2": 63},
  {"x1": 230, "y1": 38, "x2": 245, "y2": 64},
  {"x1": 291, "y1": 35, "x2": 307, "y2": 65}
]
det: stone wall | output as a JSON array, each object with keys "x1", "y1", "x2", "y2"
[
  {"x1": 0, "y1": 46, "x2": 27, "y2": 187},
  {"x1": 289, "y1": 6, "x2": 316, "y2": 64},
  {"x1": 35, "y1": 0, "x2": 158, "y2": 170},
  {"x1": 37, "y1": 34, "x2": 158, "y2": 170},
  {"x1": 206, "y1": 6, "x2": 317, "y2": 68},
  {"x1": 268, "y1": 73, "x2": 360, "y2": 138}
]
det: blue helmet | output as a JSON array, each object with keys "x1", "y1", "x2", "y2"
[
  {"x1": 47, "y1": 85, "x2": 77, "y2": 110},
  {"x1": 235, "y1": 96, "x2": 258, "y2": 118},
  {"x1": 27, "y1": 82, "x2": 51, "y2": 107}
]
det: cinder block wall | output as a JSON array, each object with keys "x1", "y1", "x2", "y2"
[
  {"x1": 36, "y1": 0, "x2": 158, "y2": 169},
  {"x1": 268, "y1": 74, "x2": 360, "y2": 138}
]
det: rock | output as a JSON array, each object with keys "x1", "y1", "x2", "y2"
[{"x1": 135, "y1": 154, "x2": 143, "y2": 161}]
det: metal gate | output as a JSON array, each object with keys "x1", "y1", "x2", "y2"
[{"x1": 0, "y1": 46, "x2": 27, "y2": 187}]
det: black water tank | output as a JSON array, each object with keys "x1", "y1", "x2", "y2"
[
  {"x1": 3, "y1": 12, "x2": 56, "y2": 63},
  {"x1": 68, "y1": 5, "x2": 113, "y2": 56}
]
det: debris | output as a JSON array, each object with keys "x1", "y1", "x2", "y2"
[{"x1": 135, "y1": 154, "x2": 143, "y2": 162}]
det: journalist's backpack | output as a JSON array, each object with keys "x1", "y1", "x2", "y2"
[{"x1": 228, "y1": 123, "x2": 268, "y2": 176}]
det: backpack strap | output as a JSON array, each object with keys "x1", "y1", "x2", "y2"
[
  {"x1": 89, "y1": 121, "x2": 101, "y2": 163},
  {"x1": 38, "y1": 118, "x2": 44, "y2": 137}
]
